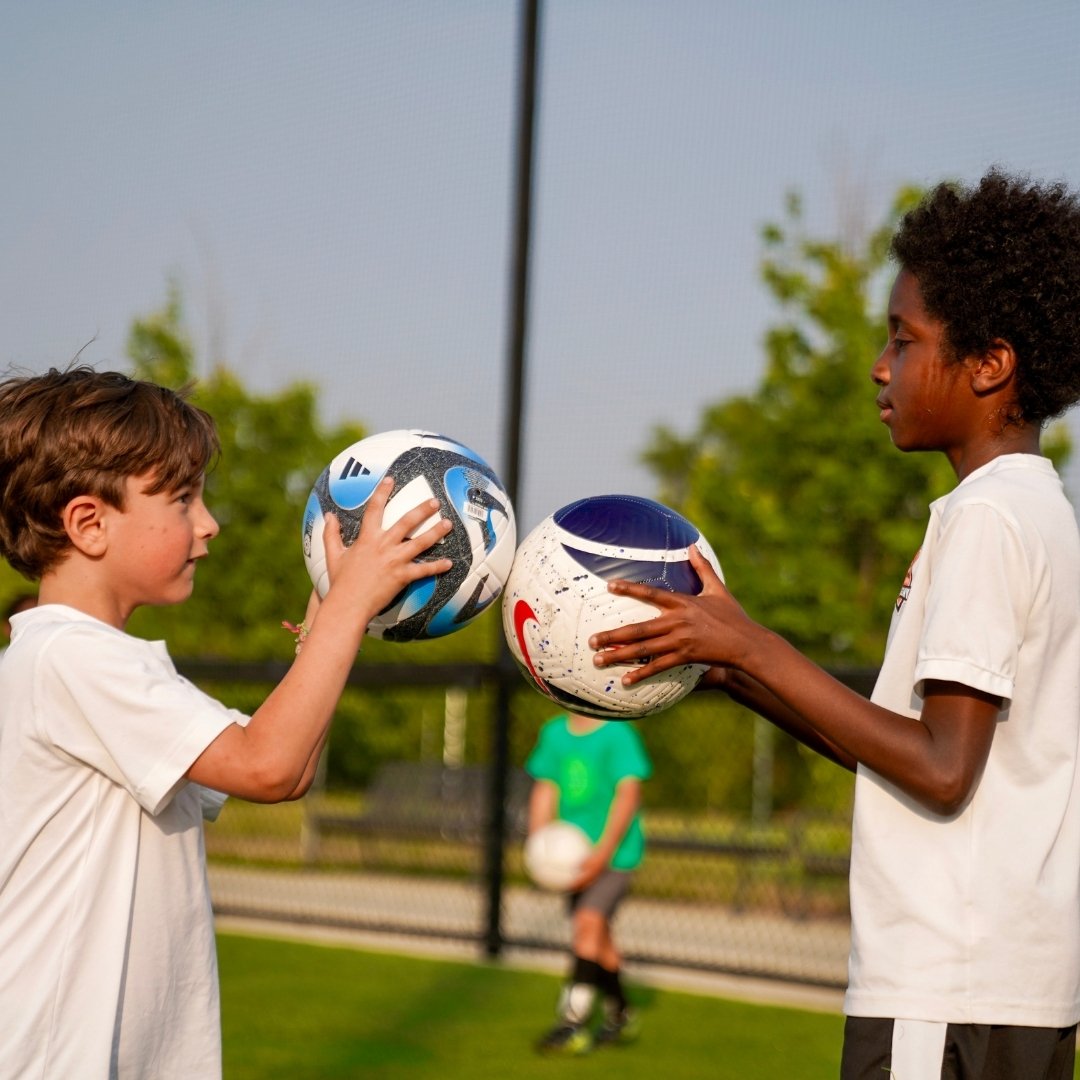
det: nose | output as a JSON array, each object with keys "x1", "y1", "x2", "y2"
[
  {"x1": 198, "y1": 501, "x2": 220, "y2": 540},
  {"x1": 870, "y1": 344, "x2": 890, "y2": 387}
]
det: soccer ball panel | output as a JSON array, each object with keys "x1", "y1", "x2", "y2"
[
  {"x1": 501, "y1": 495, "x2": 721, "y2": 719},
  {"x1": 302, "y1": 429, "x2": 516, "y2": 642}
]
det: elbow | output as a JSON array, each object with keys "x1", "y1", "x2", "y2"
[
  {"x1": 283, "y1": 775, "x2": 314, "y2": 801},
  {"x1": 245, "y1": 761, "x2": 307, "y2": 804},
  {"x1": 918, "y1": 769, "x2": 979, "y2": 817}
]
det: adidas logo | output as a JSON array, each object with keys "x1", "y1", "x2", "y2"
[{"x1": 339, "y1": 457, "x2": 371, "y2": 480}]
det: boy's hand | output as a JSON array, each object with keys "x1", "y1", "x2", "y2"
[
  {"x1": 568, "y1": 848, "x2": 607, "y2": 893},
  {"x1": 589, "y1": 545, "x2": 753, "y2": 686},
  {"x1": 323, "y1": 476, "x2": 453, "y2": 621}
]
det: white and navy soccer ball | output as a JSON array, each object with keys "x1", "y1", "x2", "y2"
[
  {"x1": 501, "y1": 495, "x2": 723, "y2": 719},
  {"x1": 302, "y1": 429, "x2": 517, "y2": 642},
  {"x1": 524, "y1": 821, "x2": 592, "y2": 892}
]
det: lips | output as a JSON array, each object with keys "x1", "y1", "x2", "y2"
[{"x1": 876, "y1": 397, "x2": 893, "y2": 423}]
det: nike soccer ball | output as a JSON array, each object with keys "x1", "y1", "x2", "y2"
[
  {"x1": 302, "y1": 429, "x2": 516, "y2": 642},
  {"x1": 524, "y1": 821, "x2": 593, "y2": 891},
  {"x1": 501, "y1": 494, "x2": 722, "y2": 719}
]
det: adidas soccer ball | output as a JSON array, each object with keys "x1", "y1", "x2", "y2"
[
  {"x1": 302, "y1": 429, "x2": 517, "y2": 642},
  {"x1": 524, "y1": 821, "x2": 593, "y2": 891},
  {"x1": 501, "y1": 495, "x2": 722, "y2": 719}
]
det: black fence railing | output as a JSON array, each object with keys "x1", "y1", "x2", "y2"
[{"x1": 186, "y1": 657, "x2": 874, "y2": 988}]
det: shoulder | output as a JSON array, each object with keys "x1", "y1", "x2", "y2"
[
  {"x1": 939, "y1": 455, "x2": 1063, "y2": 516},
  {"x1": 602, "y1": 719, "x2": 643, "y2": 743},
  {"x1": 16, "y1": 606, "x2": 164, "y2": 675},
  {"x1": 539, "y1": 714, "x2": 569, "y2": 738},
  {"x1": 602, "y1": 720, "x2": 651, "y2": 759},
  {"x1": 934, "y1": 455, "x2": 1076, "y2": 551}
]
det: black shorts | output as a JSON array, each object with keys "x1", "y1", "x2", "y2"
[
  {"x1": 841, "y1": 1016, "x2": 1077, "y2": 1080},
  {"x1": 567, "y1": 869, "x2": 631, "y2": 920}
]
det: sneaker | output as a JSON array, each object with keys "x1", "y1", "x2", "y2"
[
  {"x1": 535, "y1": 1021, "x2": 594, "y2": 1056},
  {"x1": 594, "y1": 1007, "x2": 641, "y2": 1046}
]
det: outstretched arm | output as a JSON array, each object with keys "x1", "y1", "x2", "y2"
[
  {"x1": 187, "y1": 478, "x2": 453, "y2": 802},
  {"x1": 589, "y1": 546, "x2": 999, "y2": 815}
]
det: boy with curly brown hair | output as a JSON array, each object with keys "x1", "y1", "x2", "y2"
[
  {"x1": 0, "y1": 366, "x2": 453, "y2": 1079},
  {"x1": 591, "y1": 170, "x2": 1080, "y2": 1079}
]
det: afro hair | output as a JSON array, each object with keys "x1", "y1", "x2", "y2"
[{"x1": 891, "y1": 169, "x2": 1080, "y2": 425}]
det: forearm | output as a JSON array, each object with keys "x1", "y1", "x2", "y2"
[
  {"x1": 734, "y1": 625, "x2": 995, "y2": 813},
  {"x1": 281, "y1": 725, "x2": 332, "y2": 801},
  {"x1": 594, "y1": 780, "x2": 640, "y2": 864},
  {"x1": 529, "y1": 779, "x2": 558, "y2": 832},
  {"x1": 246, "y1": 593, "x2": 369, "y2": 794},
  {"x1": 720, "y1": 668, "x2": 857, "y2": 771},
  {"x1": 188, "y1": 591, "x2": 370, "y2": 802}
]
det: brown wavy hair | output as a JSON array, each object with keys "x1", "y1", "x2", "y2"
[{"x1": 0, "y1": 366, "x2": 219, "y2": 579}]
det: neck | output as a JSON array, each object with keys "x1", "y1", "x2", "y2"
[
  {"x1": 950, "y1": 421, "x2": 1041, "y2": 481},
  {"x1": 567, "y1": 713, "x2": 603, "y2": 734}
]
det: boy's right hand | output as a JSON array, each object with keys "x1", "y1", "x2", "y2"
[{"x1": 322, "y1": 476, "x2": 453, "y2": 625}]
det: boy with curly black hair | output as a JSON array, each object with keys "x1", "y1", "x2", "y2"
[{"x1": 590, "y1": 170, "x2": 1080, "y2": 1079}]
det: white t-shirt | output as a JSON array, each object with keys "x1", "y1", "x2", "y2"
[
  {"x1": 846, "y1": 455, "x2": 1080, "y2": 1027},
  {"x1": 0, "y1": 605, "x2": 248, "y2": 1079}
]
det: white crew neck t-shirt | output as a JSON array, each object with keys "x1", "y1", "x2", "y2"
[
  {"x1": 0, "y1": 605, "x2": 247, "y2": 1079},
  {"x1": 846, "y1": 454, "x2": 1080, "y2": 1027}
]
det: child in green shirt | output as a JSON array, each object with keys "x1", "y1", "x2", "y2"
[{"x1": 525, "y1": 711, "x2": 653, "y2": 1054}]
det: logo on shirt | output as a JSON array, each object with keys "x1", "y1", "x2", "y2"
[{"x1": 896, "y1": 549, "x2": 920, "y2": 612}]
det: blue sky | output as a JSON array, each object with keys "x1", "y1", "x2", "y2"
[{"x1": 3, "y1": 1, "x2": 1080, "y2": 532}]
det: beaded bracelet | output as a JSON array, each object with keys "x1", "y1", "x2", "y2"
[{"x1": 281, "y1": 619, "x2": 310, "y2": 656}]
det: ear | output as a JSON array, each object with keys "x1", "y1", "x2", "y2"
[
  {"x1": 61, "y1": 495, "x2": 110, "y2": 557},
  {"x1": 970, "y1": 338, "x2": 1017, "y2": 395}
]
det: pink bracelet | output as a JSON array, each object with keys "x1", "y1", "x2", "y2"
[{"x1": 281, "y1": 619, "x2": 310, "y2": 656}]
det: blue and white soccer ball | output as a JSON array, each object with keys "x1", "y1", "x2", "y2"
[
  {"x1": 501, "y1": 495, "x2": 723, "y2": 719},
  {"x1": 302, "y1": 429, "x2": 517, "y2": 642}
]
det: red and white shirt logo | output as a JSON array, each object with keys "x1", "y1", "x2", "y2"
[{"x1": 896, "y1": 549, "x2": 920, "y2": 612}]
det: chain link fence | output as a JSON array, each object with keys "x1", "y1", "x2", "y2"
[{"x1": 190, "y1": 658, "x2": 869, "y2": 989}]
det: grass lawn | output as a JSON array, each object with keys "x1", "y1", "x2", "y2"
[{"x1": 219, "y1": 931, "x2": 846, "y2": 1079}]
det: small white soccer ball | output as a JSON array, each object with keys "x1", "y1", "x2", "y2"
[
  {"x1": 524, "y1": 821, "x2": 593, "y2": 891},
  {"x1": 501, "y1": 494, "x2": 723, "y2": 719},
  {"x1": 302, "y1": 429, "x2": 517, "y2": 642}
]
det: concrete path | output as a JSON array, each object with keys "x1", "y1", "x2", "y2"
[{"x1": 209, "y1": 864, "x2": 849, "y2": 1011}]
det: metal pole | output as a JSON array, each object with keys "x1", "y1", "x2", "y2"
[{"x1": 485, "y1": 0, "x2": 541, "y2": 958}]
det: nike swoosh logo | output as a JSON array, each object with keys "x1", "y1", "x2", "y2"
[{"x1": 513, "y1": 599, "x2": 551, "y2": 695}]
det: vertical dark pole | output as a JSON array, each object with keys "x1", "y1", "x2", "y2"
[{"x1": 485, "y1": 0, "x2": 541, "y2": 958}]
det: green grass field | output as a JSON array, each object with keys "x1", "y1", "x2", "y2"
[{"x1": 219, "y1": 932, "x2": 846, "y2": 1079}]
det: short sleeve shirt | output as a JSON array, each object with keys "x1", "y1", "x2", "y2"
[
  {"x1": 847, "y1": 456, "x2": 1080, "y2": 1027},
  {"x1": 526, "y1": 715, "x2": 652, "y2": 870},
  {"x1": 0, "y1": 605, "x2": 248, "y2": 1079}
]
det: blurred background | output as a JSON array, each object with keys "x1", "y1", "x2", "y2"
[{"x1": 3, "y1": 0, "x2": 1078, "y2": 989}]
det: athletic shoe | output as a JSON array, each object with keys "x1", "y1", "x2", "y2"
[
  {"x1": 535, "y1": 1021, "x2": 594, "y2": 1056},
  {"x1": 594, "y1": 1006, "x2": 641, "y2": 1046}
]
